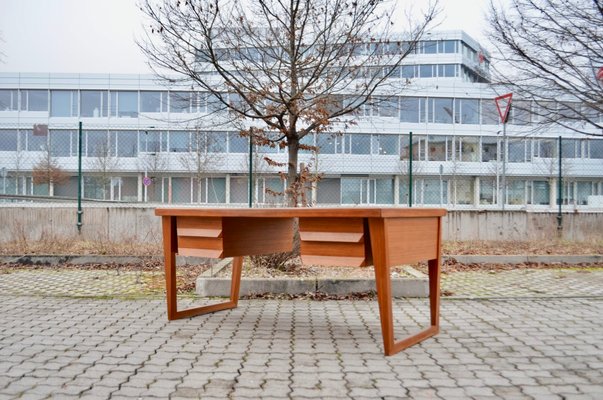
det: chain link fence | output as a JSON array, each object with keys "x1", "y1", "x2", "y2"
[{"x1": 0, "y1": 123, "x2": 602, "y2": 210}]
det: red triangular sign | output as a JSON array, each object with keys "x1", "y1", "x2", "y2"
[{"x1": 494, "y1": 93, "x2": 513, "y2": 123}]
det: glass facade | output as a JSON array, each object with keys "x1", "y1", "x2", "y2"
[{"x1": 1, "y1": 32, "x2": 601, "y2": 209}]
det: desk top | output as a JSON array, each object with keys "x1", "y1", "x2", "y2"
[{"x1": 155, "y1": 207, "x2": 447, "y2": 218}]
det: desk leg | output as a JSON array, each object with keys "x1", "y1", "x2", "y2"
[
  {"x1": 370, "y1": 218, "x2": 441, "y2": 356},
  {"x1": 161, "y1": 216, "x2": 244, "y2": 320}
]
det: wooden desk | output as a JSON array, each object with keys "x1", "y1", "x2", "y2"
[{"x1": 155, "y1": 207, "x2": 446, "y2": 356}]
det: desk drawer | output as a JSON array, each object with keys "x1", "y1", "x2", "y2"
[
  {"x1": 176, "y1": 216, "x2": 294, "y2": 258},
  {"x1": 177, "y1": 217, "x2": 224, "y2": 258},
  {"x1": 299, "y1": 217, "x2": 370, "y2": 267}
]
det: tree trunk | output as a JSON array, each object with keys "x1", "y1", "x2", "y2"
[{"x1": 287, "y1": 136, "x2": 299, "y2": 207}]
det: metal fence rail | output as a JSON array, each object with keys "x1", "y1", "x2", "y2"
[{"x1": 1, "y1": 123, "x2": 602, "y2": 211}]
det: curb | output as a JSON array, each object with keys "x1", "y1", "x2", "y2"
[
  {"x1": 196, "y1": 277, "x2": 428, "y2": 298},
  {"x1": 0, "y1": 254, "x2": 209, "y2": 266},
  {"x1": 445, "y1": 255, "x2": 603, "y2": 264}
]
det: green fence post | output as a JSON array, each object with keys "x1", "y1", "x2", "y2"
[
  {"x1": 77, "y1": 121, "x2": 83, "y2": 232},
  {"x1": 409, "y1": 131, "x2": 413, "y2": 207},
  {"x1": 248, "y1": 133, "x2": 253, "y2": 208}
]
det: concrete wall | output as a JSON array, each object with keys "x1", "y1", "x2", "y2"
[{"x1": 0, "y1": 205, "x2": 601, "y2": 244}]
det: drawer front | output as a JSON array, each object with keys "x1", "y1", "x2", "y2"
[
  {"x1": 385, "y1": 217, "x2": 439, "y2": 265},
  {"x1": 176, "y1": 217, "x2": 224, "y2": 258},
  {"x1": 299, "y1": 217, "x2": 368, "y2": 267}
]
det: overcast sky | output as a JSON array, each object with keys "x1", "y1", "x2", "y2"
[{"x1": 0, "y1": 0, "x2": 492, "y2": 74}]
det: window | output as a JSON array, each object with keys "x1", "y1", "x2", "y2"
[
  {"x1": 508, "y1": 138, "x2": 527, "y2": 162},
  {"x1": 458, "y1": 136, "x2": 479, "y2": 161},
  {"x1": 421, "y1": 41, "x2": 437, "y2": 54},
  {"x1": 114, "y1": 91, "x2": 138, "y2": 117},
  {"x1": 401, "y1": 134, "x2": 427, "y2": 161},
  {"x1": 377, "y1": 97, "x2": 399, "y2": 117},
  {"x1": 427, "y1": 135, "x2": 452, "y2": 161},
  {"x1": 507, "y1": 180, "x2": 526, "y2": 205},
  {"x1": 114, "y1": 131, "x2": 138, "y2": 157},
  {"x1": 451, "y1": 178, "x2": 474, "y2": 205},
  {"x1": 373, "y1": 135, "x2": 398, "y2": 155},
  {"x1": 207, "y1": 178, "x2": 226, "y2": 203},
  {"x1": 480, "y1": 178, "x2": 496, "y2": 205},
  {"x1": 342, "y1": 178, "x2": 392, "y2": 204},
  {"x1": 419, "y1": 64, "x2": 434, "y2": 78},
  {"x1": 139, "y1": 130, "x2": 167, "y2": 153},
  {"x1": 317, "y1": 178, "x2": 341, "y2": 204},
  {"x1": 387, "y1": 66, "x2": 401, "y2": 79},
  {"x1": 428, "y1": 98, "x2": 453, "y2": 124},
  {"x1": 207, "y1": 131, "x2": 227, "y2": 153},
  {"x1": 0, "y1": 130, "x2": 18, "y2": 151},
  {"x1": 140, "y1": 91, "x2": 167, "y2": 113},
  {"x1": 228, "y1": 132, "x2": 248, "y2": 153},
  {"x1": 561, "y1": 139, "x2": 578, "y2": 158},
  {"x1": 49, "y1": 130, "x2": 74, "y2": 157},
  {"x1": 169, "y1": 131, "x2": 190, "y2": 152},
  {"x1": 21, "y1": 129, "x2": 47, "y2": 151},
  {"x1": 172, "y1": 177, "x2": 192, "y2": 203},
  {"x1": 230, "y1": 177, "x2": 249, "y2": 203},
  {"x1": 20, "y1": 90, "x2": 48, "y2": 111},
  {"x1": 438, "y1": 64, "x2": 457, "y2": 77},
  {"x1": 533, "y1": 138, "x2": 556, "y2": 158},
  {"x1": 299, "y1": 133, "x2": 315, "y2": 154},
  {"x1": 350, "y1": 134, "x2": 371, "y2": 154},
  {"x1": 481, "y1": 99, "x2": 499, "y2": 125},
  {"x1": 400, "y1": 97, "x2": 424, "y2": 123},
  {"x1": 401, "y1": 65, "x2": 417, "y2": 79},
  {"x1": 86, "y1": 131, "x2": 110, "y2": 157},
  {"x1": 316, "y1": 134, "x2": 337, "y2": 154},
  {"x1": 455, "y1": 99, "x2": 479, "y2": 124},
  {"x1": 481, "y1": 137, "x2": 498, "y2": 162},
  {"x1": 511, "y1": 100, "x2": 531, "y2": 125},
  {"x1": 590, "y1": 140, "x2": 603, "y2": 159},
  {"x1": 170, "y1": 91, "x2": 193, "y2": 113},
  {"x1": 576, "y1": 181, "x2": 593, "y2": 205},
  {"x1": 51, "y1": 90, "x2": 78, "y2": 117},
  {"x1": 531, "y1": 181, "x2": 550, "y2": 205},
  {"x1": 193, "y1": 177, "x2": 226, "y2": 203},
  {"x1": 258, "y1": 178, "x2": 284, "y2": 204},
  {"x1": 0, "y1": 90, "x2": 18, "y2": 111},
  {"x1": 422, "y1": 178, "x2": 446, "y2": 204},
  {"x1": 440, "y1": 40, "x2": 457, "y2": 53},
  {"x1": 81, "y1": 91, "x2": 109, "y2": 117}
]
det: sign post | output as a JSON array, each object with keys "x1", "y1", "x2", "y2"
[{"x1": 494, "y1": 93, "x2": 513, "y2": 211}]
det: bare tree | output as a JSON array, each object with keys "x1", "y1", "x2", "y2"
[
  {"x1": 32, "y1": 145, "x2": 68, "y2": 196},
  {"x1": 87, "y1": 140, "x2": 120, "y2": 200},
  {"x1": 487, "y1": 0, "x2": 603, "y2": 136},
  {"x1": 178, "y1": 127, "x2": 223, "y2": 202},
  {"x1": 139, "y1": 0, "x2": 438, "y2": 205},
  {"x1": 138, "y1": 152, "x2": 168, "y2": 202}
]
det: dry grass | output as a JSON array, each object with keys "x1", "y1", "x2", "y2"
[
  {"x1": 0, "y1": 238, "x2": 163, "y2": 256},
  {"x1": 443, "y1": 239, "x2": 603, "y2": 256},
  {"x1": 2, "y1": 238, "x2": 601, "y2": 257}
]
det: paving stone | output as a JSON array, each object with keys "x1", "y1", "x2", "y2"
[{"x1": 0, "y1": 284, "x2": 602, "y2": 400}]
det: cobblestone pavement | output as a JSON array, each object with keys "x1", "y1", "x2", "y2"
[
  {"x1": 0, "y1": 270, "x2": 165, "y2": 298},
  {"x1": 442, "y1": 268, "x2": 603, "y2": 298},
  {"x1": 1, "y1": 295, "x2": 602, "y2": 399},
  {"x1": 2, "y1": 267, "x2": 603, "y2": 299}
]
